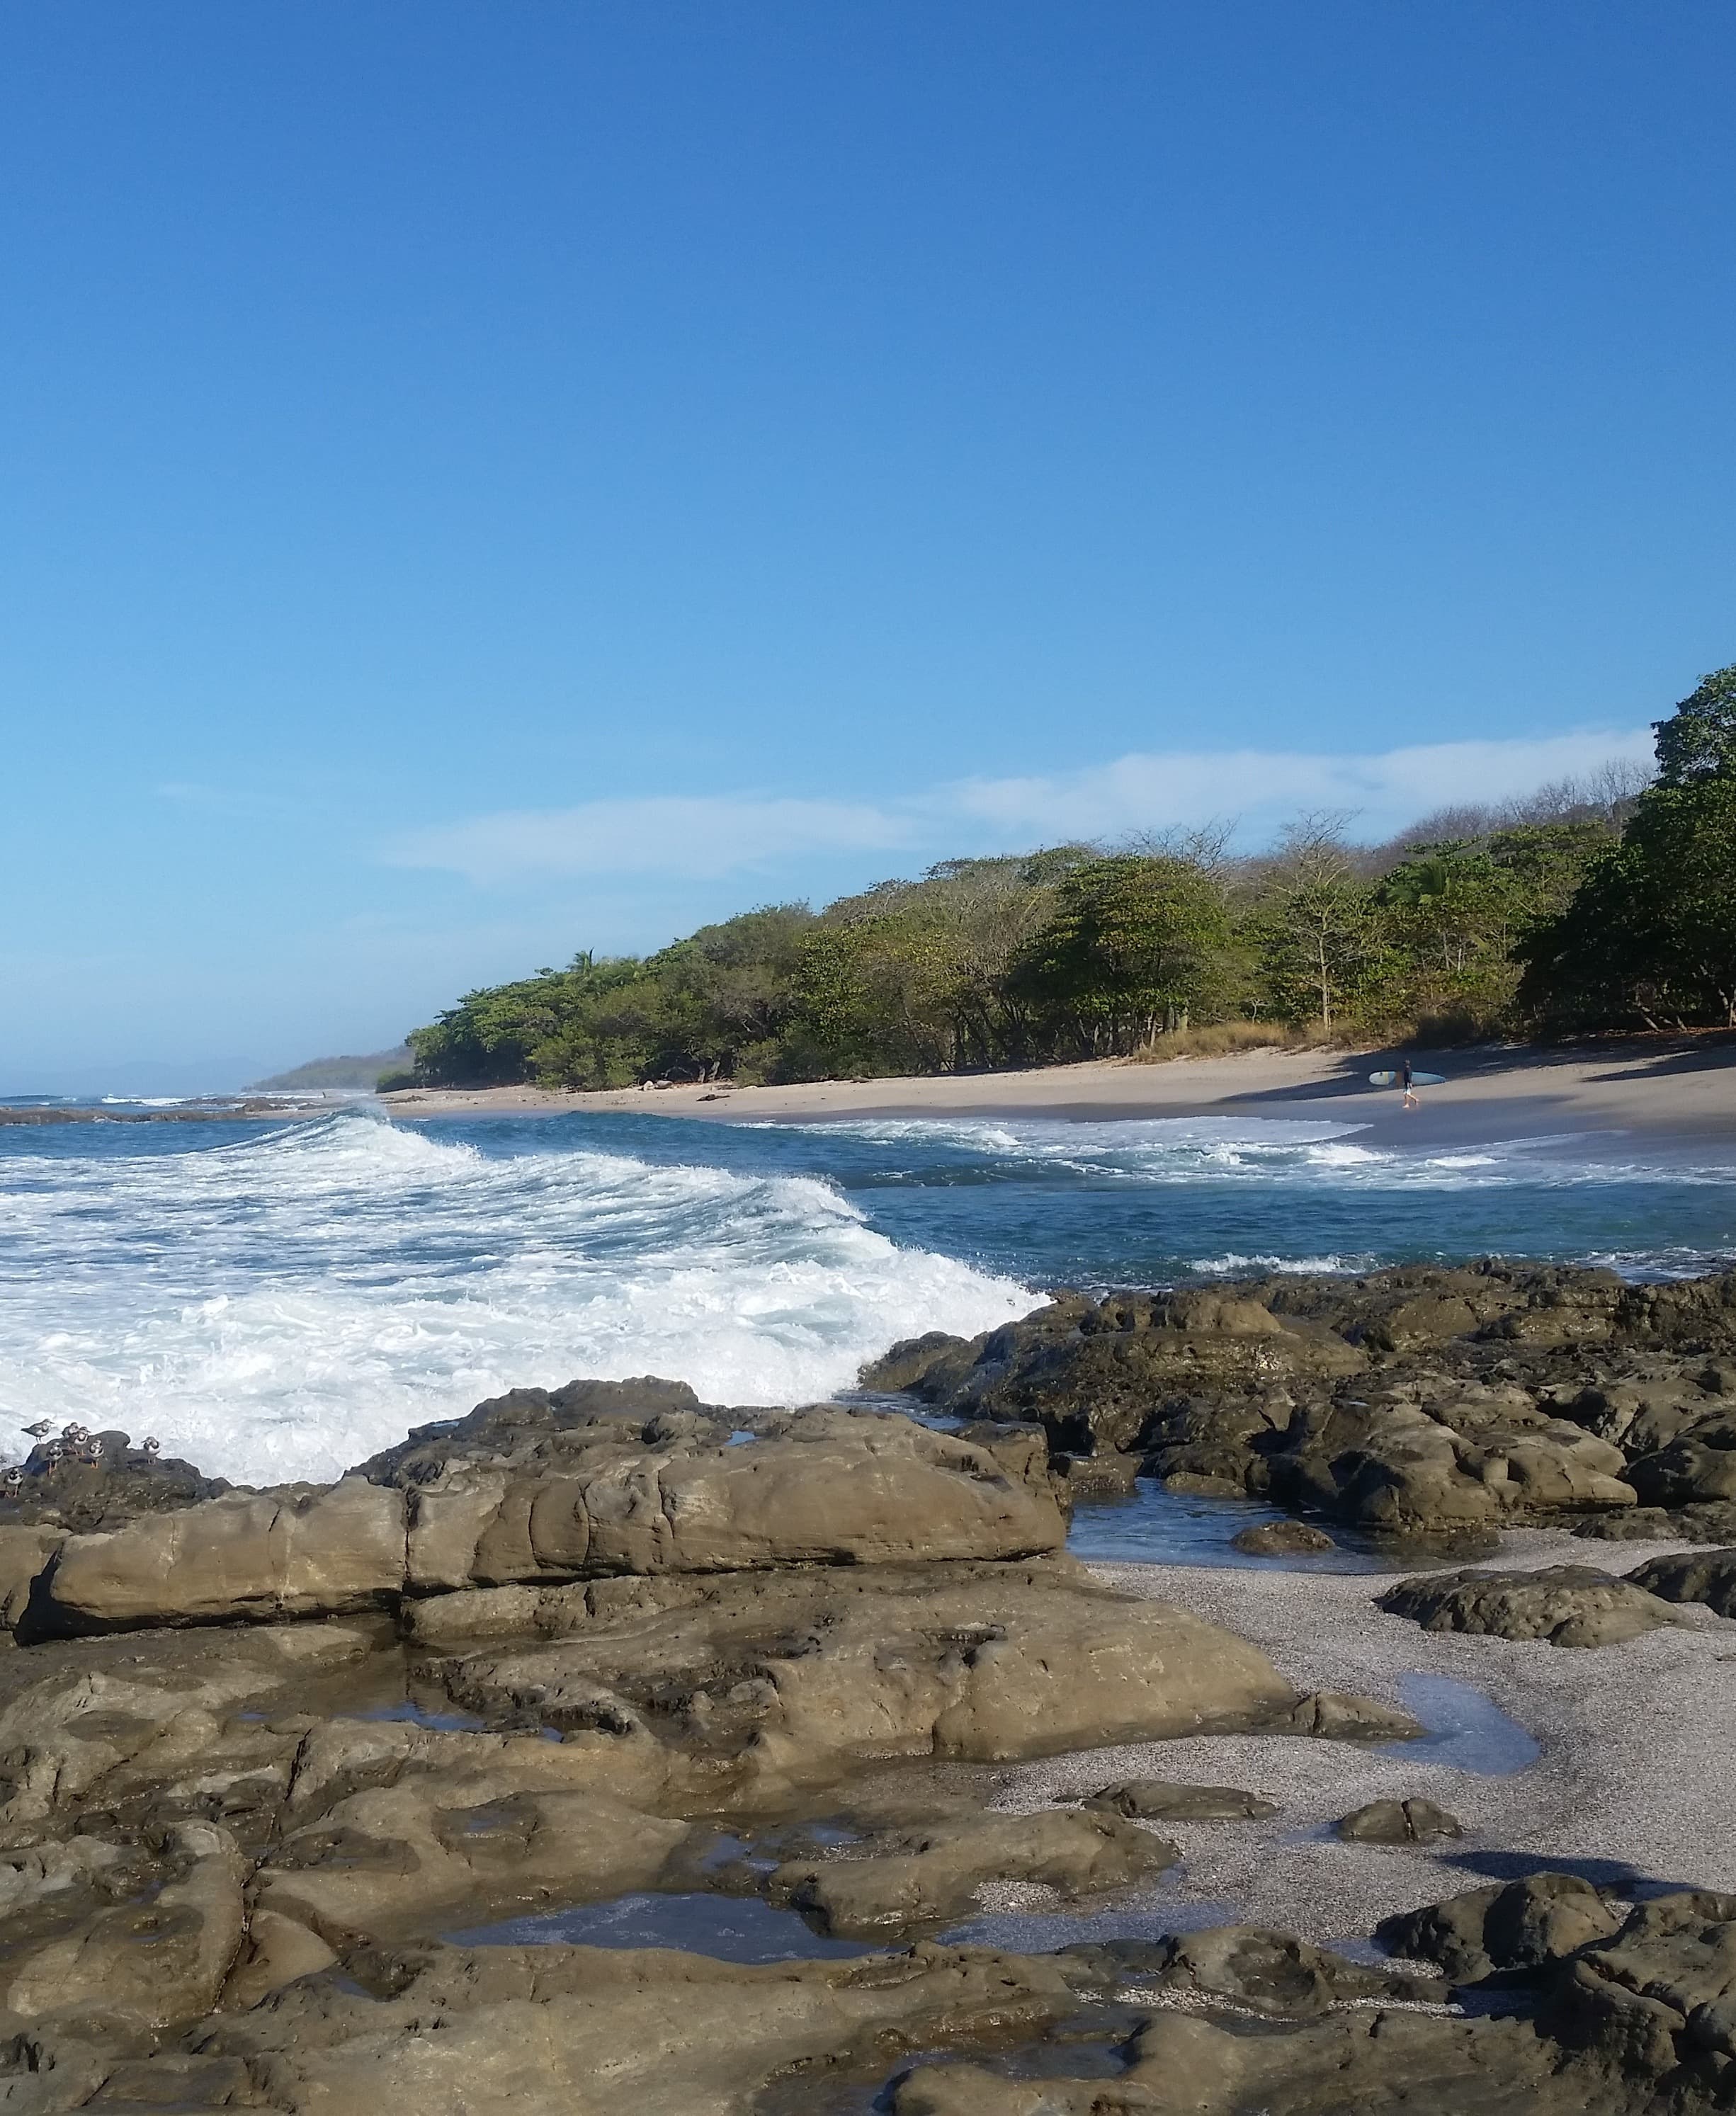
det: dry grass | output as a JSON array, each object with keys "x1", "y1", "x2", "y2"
[{"x1": 1126, "y1": 1020, "x2": 1369, "y2": 1064}]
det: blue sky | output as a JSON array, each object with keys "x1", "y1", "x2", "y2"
[{"x1": 3, "y1": 2, "x2": 1732, "y2": 1087}]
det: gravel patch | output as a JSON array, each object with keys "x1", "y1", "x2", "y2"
[{"x1": 984, "y1": 1528, "x2": 1736, "y2": 1948}]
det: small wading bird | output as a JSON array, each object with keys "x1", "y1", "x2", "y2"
[
  {"x1": 44, "y1": 1440, "x2": 65, "y2": 1465},
  {"x1": 2, "y1": 1468, "x2": 22, "y2": 1495},
  {"x1": 77, "y1": 1437, "x2": 103, "y2": 1464},
  {"x1": 142, "y1": 1436, "x2": 161, "y2": 1458},
  {"x1": 62, "y1": 1423, "x2": 89, "y2": 1444},
  {"x1": 22, "y1": 1421, "x2": 52, "y2": 1440}
]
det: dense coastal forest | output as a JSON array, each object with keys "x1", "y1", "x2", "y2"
[{"x1": 395, "y1": 666, "x2": 1736, "y2": 1091}]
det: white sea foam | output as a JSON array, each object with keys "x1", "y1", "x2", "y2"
[
  {"x1": 1188, "y1": 1253, "x2": 1370, "y2": 1277},
  {"x1": 0, "y1": 1115, "x2": 1031, "y2": 1488},
  {"x1": 806, "y1": 1114, "x2": 1736, "y2": 1190}
]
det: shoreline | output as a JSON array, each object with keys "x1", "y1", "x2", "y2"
[{"x1": 381, "y1": 1035, "x2": 1736, "y2": 1152}]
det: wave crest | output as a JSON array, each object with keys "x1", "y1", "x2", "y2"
[{"x1": 0, "y1": 1113, "x2": 1030, "y2": 1486}]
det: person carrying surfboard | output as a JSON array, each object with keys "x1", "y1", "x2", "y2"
[{"x1": 1366, "y1": 1062, "x2": 1443, "y2": 1098}]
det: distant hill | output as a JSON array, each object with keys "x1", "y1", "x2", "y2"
[{"x1": 249, "y1": 1047, "x2": 413, "y2": 1091}]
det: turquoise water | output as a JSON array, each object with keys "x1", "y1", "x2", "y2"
[{"x1": 0, "y1": 1103, "x2": 1730, "y2": 1482}]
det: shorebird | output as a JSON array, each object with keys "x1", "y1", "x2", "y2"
[
  {"x1": 1, "y1": 1469, "x2": 21, "y2": 1496},
  {"x1": 44, "y1": 1440, "x2": 64, "y2": 1464},
  {"x1": 77, "y1": 1438, "x2": 103, "y2": 1464},
  {"x1": 142, "y1": 1436, "x2": 161, "y2": 1457},
  {"x1": 22, "y1": 1421, "x2": 52, "y2": 1440},
  {"x1": 62, "y1": 1423, "x2": 89, "y2": 1444}
]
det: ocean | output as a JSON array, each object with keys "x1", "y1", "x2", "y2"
[{"x1": 1, "y1": 1102, "x2": 1732, "y2": 1486}]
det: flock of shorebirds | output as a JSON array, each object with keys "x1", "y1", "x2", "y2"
[{"x1": 0, "y1": 1420, "x2": 162, "y2": 1495}]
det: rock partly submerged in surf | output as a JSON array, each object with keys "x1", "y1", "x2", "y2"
[
  {"x1": 867, "y1": 1261, "x2": 1736, "y2": 1538},
  {"x1": 1232, "y1": 1518, "x2": 1337, "y2": 1554}
]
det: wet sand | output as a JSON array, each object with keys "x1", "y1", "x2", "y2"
[
  {"x1": 381, "y1": 1037, "x2": 1736, "y2": 1152},
  {"x1": 980, "y1": 1531, "x2": 1736, "y2": 1950}
]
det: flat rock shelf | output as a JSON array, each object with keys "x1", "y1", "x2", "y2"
[{"x1": 0, "y1": 1263, "x2": 1734, "y2": 2111}]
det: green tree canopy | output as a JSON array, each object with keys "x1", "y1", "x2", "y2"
[
  {"x1": 397, "y1": 744, "x2": 1673, "y2": 1090},
  {"x1": 1517, "y1": 663, "x2": 1736, "y2": 1031},
  {"x1": 1519, "y1": 779, "x2": 1736, "y2": 1029},
  {"x1": 1654, "y1": 664, "x2": 1736, "y2": 787},
  {"x1": 1010, "y1": 855, "x2": 1234, "y2": 1054},
  {"x1": 1249, "y1": 818, "x2": 1378, "y2": 1031}
]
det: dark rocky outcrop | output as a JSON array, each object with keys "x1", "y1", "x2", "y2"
[
  {"x1": 0, "y1": 1429, "x2": 225, "y2": 1532},
  {"x1": 1626, "y1": 1545, "x2": 1736, "y2": 1617},
  {"x1": 13, "y1": 1410, "x2": 1069, "y2": 1639},
  {"x1": 1377, "y1": 1870, "x2": 1626, "y2": 1983},
  {"x1": 865, "y1": 1263, "x2": 1736, "y2": 1538},
  {"x1": 1379, "y1": 1564, "x2": 1690, "y2": 1647},
  {"x1": 6, "y1": 1314, "x2": 1736, "y2": 2113},
  {"x1": 766, "y1": 1808, "x2": 1179, "y2": 1937},
  {"x1": 1267, "y1": 1689, "x2": 1424, "y2": 1739},
  {"x1": 1085, "y1": 1777, "x2": 1278, "y2": 1821},
  {"x1": 1576, "y1": 1500, "x2": 1736, "y2": 1543},
  {"x1": 1232, "y1": 1518, "x2": 1337, "y2": 1554},
  {"x1": 896, "y1": 1879, "x2": 1736, "y2": 2114},
  {"x1": 1335, "y1": 1796, "x2": 1463, "y2": 1843}
]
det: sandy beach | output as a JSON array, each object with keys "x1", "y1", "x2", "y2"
[
  {"x1": 381, "y1": 1035, "x2": 1736, "y2": 1151},
  {"x1": 977, "y1": 1530, "x2": 1736, "y2": 1952}
]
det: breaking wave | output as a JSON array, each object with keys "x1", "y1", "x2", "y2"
[{"x1": 0, "y1": 1113, "x2": 1030, "y2": 1487}]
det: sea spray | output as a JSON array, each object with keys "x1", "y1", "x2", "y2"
[
  {"x1": 0, "y1": 1112, "x2": 1031, "y2": 1486},
  {"x1": 3, "y1": 1103, "x2": 1732, "y2": 1487}
]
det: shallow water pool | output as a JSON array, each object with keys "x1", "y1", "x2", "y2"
[
  {"x1": 1388, "y1": 1673, "x2": 1541, "y2": 1775},
  {"x1": 1066, "y1": 1479, "x2": 1390, "y2": 1571},
  {"x1": 444, "y1": 1888, "x2": 877, "y2": 1962}
]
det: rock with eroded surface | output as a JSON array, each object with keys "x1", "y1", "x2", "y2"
[
  {"x1": 22, "y1": 1413, "x2": 1067, "y2": 1636},
  {"x1": 1086, "y1": 1777, "x2": 1278, "y2": 1821},
  {"x1": 1334, "y1": 1797, "x2": 1463, "y2": 1843},
  {"x1": 1379, "y1": 1564, "x2": 1689, "y2": 1647},
  {"x1": 768, "y1": 1808, "x2": 1178, "y2": 1936},
  {"x1": 428, "y1": 1561, "x2": 1296, "y2": 1790},
  {"x1": 1626, "y1": 1545, "x2": 1736, "y2": 1617}
]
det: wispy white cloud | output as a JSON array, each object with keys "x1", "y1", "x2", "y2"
[
  {"x1": 385, "y1": 794, "x2": 916, "y2": 884},
  {"x1": 946, "y1": 727, "x2": 1657, "y2": 842},
  {"x1": 386, "y1": 728, "x2": 1655, "y2": 885}
]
